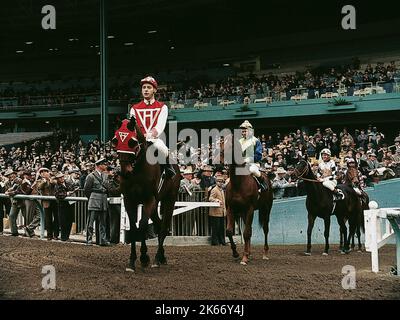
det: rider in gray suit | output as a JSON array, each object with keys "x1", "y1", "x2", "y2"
[{"x1": 84, "y1": 158, "x2": 110, "y2": 246}]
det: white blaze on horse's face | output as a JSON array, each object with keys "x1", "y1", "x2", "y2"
[{"x1": 142, "y1": 84, "x2": 156, "y2": 100}]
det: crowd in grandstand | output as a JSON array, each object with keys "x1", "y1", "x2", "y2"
[
  {"x1": 0, "y1": 60, "x2": 398, "y2": 108},
  {"x1": 178, "y1": 61, "x2": 399, "y2": 103}
]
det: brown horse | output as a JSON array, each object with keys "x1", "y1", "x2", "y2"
[
  {"x1": 112, "y1": 118, "x2": 181, "y2": 272},
  {"x1": 223, "y1": 134, "x2": 273, "y2": 265}
]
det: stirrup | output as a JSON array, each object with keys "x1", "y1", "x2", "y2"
[
  {"x1": 164, "y1": 165, "x2": 176, "y2": 178},
  {"x1": 334, "y1": 189, "x2": 345, "y2": 201}
]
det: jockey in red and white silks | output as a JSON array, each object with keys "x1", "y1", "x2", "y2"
[
  {"x1": 129, "y1": 76, "x2": 169, "y2": 158},
  {"x1": 317, "y1": 148, "x2": 344, "y2": 200}
]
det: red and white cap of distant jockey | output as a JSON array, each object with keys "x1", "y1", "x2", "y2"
[{"x1": 140, "y1": 76, "x2": 158, "y2": 90}]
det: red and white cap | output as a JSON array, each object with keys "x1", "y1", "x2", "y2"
[{"x1": 140, "y1": 76, "x2": 158, "y2": 89}]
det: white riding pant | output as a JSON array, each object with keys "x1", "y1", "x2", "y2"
[
  {"x1": 322, "y1": 178, "x2": 337, "y2": 191},
  {"x1": 248, "y1": 163, "x2": 261, "y2": 178},
  {"x1": 148, "y1": 138, "x2": 169, "y2": 158}
]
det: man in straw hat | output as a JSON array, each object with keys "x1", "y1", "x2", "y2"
[
  {"x1": 179, "y1": 167, "x2": 194, "y2": 196},
  {"x1": 272, "y1": 167, "x2": 295, "y2": 199},
  {"x1": 238, "y1": 120, "x2": 268, "y2": 191}
]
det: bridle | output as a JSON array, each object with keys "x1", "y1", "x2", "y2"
[
  {"x1": 294, "y1": 160, "x2": 322, "y2": 183},
  {"x1": 118, "y1": 138, "x2": 146, "y2": 167}
]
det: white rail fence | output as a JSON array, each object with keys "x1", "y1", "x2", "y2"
[
  {"x1": 116, "y1": 195, "x2": 219, "y2": 243},
  {"x1": 364, "y1": 205, "x2": 400, "y2": 275},
  {"x1": 0, "y1": 193, "x2": 220, "y2": 243}
]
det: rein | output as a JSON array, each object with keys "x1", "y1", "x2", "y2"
[
  {"x1": 295, "y1": 161, "x2": 322, "y2": 183},
  {"x1": 119, "y1": 141, "x2": 146, "y2": 168}
]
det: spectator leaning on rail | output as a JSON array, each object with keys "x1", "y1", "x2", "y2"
[
  {"x1": 366, "y1": 152, "x2": 395, "y2": 180},
  {"x1": 84, "y1": 158, "x2": 110, "y2": 246},
  {"x1": 179, "y1": 167, "x2": 195, "y2": 196},
  {"x1": 54, "y1": 172, "x2": 78, "y2": 242},
  {"x1": 5, "y1": 169, "x2": 31, "y2": 236},
  {"x1": 23, "y1": 168, "x2": 45, "y2": 238},
  {"x1": 129, "y1": 76, "x2": 176, "y2": 178},
  {"x1": 0, "y1": 171, "x2": 12, "y2": 234},
  {"x1": 238, "y1": 120, "x2": 268, "y2": 192},
  {"x1": 37, "y1": 167, "x2": 59, "y2": 240},
  {"x1": 316, "y1": 148, "x2": 345, "y2": 201},
  {"x1": 272, "y1": 167, "x2": 296, "y2": 199}
]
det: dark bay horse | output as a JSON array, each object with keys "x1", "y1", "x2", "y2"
[
  {"x1": 294, "y1": 159, "x2": 362, "y2": 255},
  {"x1": 223, "y1": 134, "x2": 273, "y2": 265},
  {"x1": 342, "y1": 166, "x2": 369, "y2": 251},
  {"x1": 112, "y1": 118, "x2": 181, "y2": 272}
]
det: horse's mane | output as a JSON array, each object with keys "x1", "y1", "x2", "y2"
[
  {"x1": 224, "y1": 134, "x2": 245, "y2": 167},
  {"x1": 299, "y1": 160, "x2": 325, "y2": 199}
]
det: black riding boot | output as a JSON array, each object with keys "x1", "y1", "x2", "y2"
[
  {"x1": 161, "y1": 158, "x2": 176, "y2": 179},
  {"x1": 255, "y1": 175, "x2": 268, "y2": 192}
]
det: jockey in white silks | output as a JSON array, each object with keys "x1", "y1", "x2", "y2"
[
  {"x1": 238, "y1": 120, "x2": 268, "y2": 191},
  {"x1": 317, "y1": 148, "x2": 344, "y2": 201}
]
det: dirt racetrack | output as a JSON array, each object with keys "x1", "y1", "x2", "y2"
[{"x1": 0, "y1": 235, "x2": 399, "y2": 300}]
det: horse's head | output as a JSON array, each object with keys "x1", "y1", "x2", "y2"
[
  {"x1": 223, "y1": 133, "x2": 244, "y2": 166},
  {"x1": 294, "y1": 159, "x2": 311, "y2": 179},
  {"x1": 112, "y1": 117, "x2": 146, "y2": 173}
]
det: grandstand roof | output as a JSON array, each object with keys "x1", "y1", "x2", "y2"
[
  {"x1": 0, "y1": 132, "x2": 53, "y2": 147},
  {"x1": 1, "y1": 0, "x2": 399, "y2": 80}
]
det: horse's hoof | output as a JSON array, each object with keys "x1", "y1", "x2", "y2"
[
  {"x1": 126, "y1": 267, "x2": 135, "y2": 273},
  {"x1": 151, "y1": 263, "x2": 160, "y2": 268},
  {"x1": 262, "y1": 255, "x2": 269, "y2": 260},
  {"x1": 322, "y1": 252, "x2": 328, "y2": 256},
  {"x1": 357, "y1": 250, "x2": 362, "y2": 253},
  {"x1": 232, "y1": 252, "x2": 240, "y2": 259},
  {"x1": 240, "y1": 261, "x2": 248, "y2": 266},
  {"x1": 304, "y1": 252, "x2": 311, "y2": 256},
  {"x1": 140, "y1": 255, "x2": 150, "y2": 268},
  {"x1": 340, "y1": 251, "x2": 346, "y2": 255}
]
